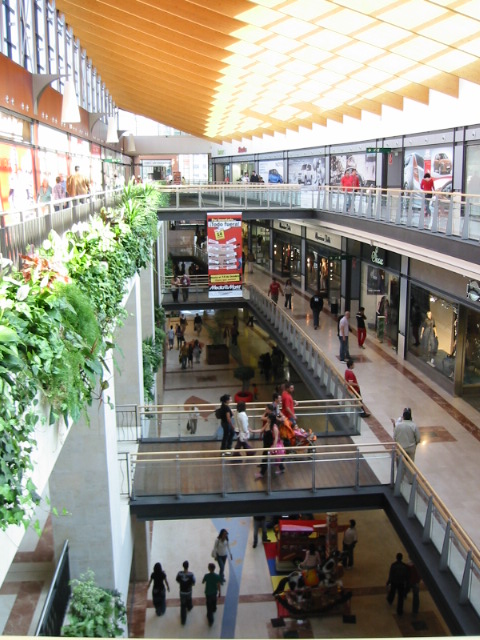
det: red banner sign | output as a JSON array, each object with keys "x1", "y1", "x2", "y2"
[{"x1": 207, "y1": 212, "x2": 243, "y2": 298}]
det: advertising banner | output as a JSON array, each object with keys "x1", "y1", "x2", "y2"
[{"x1": 207, "y1": 212, "x2": 243, "y2": 298}]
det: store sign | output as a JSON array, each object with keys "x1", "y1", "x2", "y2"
[
  {"x1": 217, "y1": 149, "x2": 225, "y2": 155},
  {"x1": 238, "y1": 146, "x2": 247, "y2": 153},
  {"x1": 279, "y1": 222, "x2": 291, "y2": 231},
  {"x1": 371, "y1": 246, "x2": 385, "y2": 266},
  {"x1": 366, "y1": 147, "x2": 391, "y2": 153},
  {"x1": 315, "y1": 232, "x2": 331, "y2": 244},
  {"x1": 466, "y1": 280, "x2": 480, "y2": 303},
  {"x1": 207, "y1": 212, "x2": 243, "y2": 299}
]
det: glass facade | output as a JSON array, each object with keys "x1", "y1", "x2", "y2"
[
  {"x1": 360, "y1": 258, "x2": 400, "y2": 349},
  {"x1": 408, "y1": 284, "x2": 458, "y2": 383},
  {"x1": 273, "y1": 231, "x2": 301, "y2": 281},
  {"x1": 305, "y1": 242, "x2": 341, "y2": 307}
]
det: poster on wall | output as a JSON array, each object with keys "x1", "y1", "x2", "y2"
[
  {"x1": 207, "y1": 212, "x2": 243, "y2": 298},
  {"x1": 288, "y1": 156, "x2": 326, "y2": 186},
  {"x1": 0, "y1": 143, "x2": 34, "y2": 213},
  {"x1": 258, "y1": 159, "x2": 284, "y2": 184},
  {"x1": 330, "y1": 153, "x2": 376, "y2": 187},
  {"x1": 403, "y1": 146, "x2": 453, "y2": 192},
  {"x1": 367, "y1": 266, "x2": 385, "y2": 294}
]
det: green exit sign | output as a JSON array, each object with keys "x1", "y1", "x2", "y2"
[{"x1": 366, "y1": 147, "x2": 391, "y2": 153}]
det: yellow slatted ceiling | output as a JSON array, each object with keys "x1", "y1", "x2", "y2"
[{"x1": 55, "y1": 0, "x2": 480, "y2": 142}]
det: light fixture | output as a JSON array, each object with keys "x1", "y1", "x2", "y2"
[
  {"x1": 32, "y1": 73, "x2": 81, "y2": 124},
  {"x1": 106, "y1": 116, "x2": 119, "y2": 143},
  {"x1": 125, "y1": 134, "x2": 136, "y2": 154},
  {"x1": 61, "y1": 78, "x2": 81, "y2": 123}
]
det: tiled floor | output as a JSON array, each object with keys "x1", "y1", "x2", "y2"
[{"x1": 3, "y1": 263, "x2": 479, "y2": 637}]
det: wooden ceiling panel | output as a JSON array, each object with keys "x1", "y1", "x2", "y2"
[{"x1": 54, "y1": 0, "x2": 480, "y2": 142}]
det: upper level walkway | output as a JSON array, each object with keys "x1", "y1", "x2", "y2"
[{"x1": 2, "y1": 184, "x2": 480, "y2": 278}]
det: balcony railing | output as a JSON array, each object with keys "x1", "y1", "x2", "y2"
[{"x1": 0, "y1": 189, "x2": 122, "y2": 268}]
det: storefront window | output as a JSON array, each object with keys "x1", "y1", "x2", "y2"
[
  {"x1": 306, "y1": 243, "x2": 338, "y2": 303},
  {"x1": 409, "y1": 285, "x2": 457, "y2": 381},
  {"x1": 250, "y1": 223, "x2": 270, "y2": 267},
  {"x1": 273, "y1": 233, "x2": 301, "y2": 280},
  {"x1": 464, "y1": 309, "x2": 480, "y2": 385},
  {"x1": 361, "y1": 264, "x2": 399, "y2": 348}
]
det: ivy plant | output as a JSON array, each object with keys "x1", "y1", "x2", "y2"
[{"x1": 0, "y1": 183, "x2": 166, "y2": 531}]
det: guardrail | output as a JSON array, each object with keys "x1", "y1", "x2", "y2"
[
  {"x1": 0, "y1": 189, "x2": 122, "y2": 268},
  {"x1": 247, "y1": 283, "x2": 355, "y2": 407},
  {"x1": 395, "y1": 453, "x2": 480, "y2": 619},
  {"x1": 118, "y1": 441, "x2": 480, "y2": 621},
  {"x1": 116, "y1": 398, "x2": 362, "y2": 442}
]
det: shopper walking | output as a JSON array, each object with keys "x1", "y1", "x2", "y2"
[
  {"x1": 338, "y1": 311, "x2": 351, "y2": 362},
  {"x1": 281, "y1": 382, "x2": 298, "y2": 426},
  {"x1": 284, "y1": 279, "x2": 293, "y2": 309},
  {"x1": 218, "y1": 394, "x2": 235, "y2": 451},
  {"x1": 342, "y1": 519, "x2": 358, "y2": 568},
  {"x1": 267, "y1": 276, "x2": 283, "y2": 304},
  {"x1": 253, "y1": 412, "x2": 285, "y2": 479},
  {"x1": 147, "y1": 562, "x2": 170, "y2": 616},
  {"x1": 252, "y1": 516, "x2": 268, "y2": 548},
  {"x1": 167, "y1": 325, "x2": 175, "y2": 350},
  {"x1": 211, "y1": 528, "x2": 232, "y2": 584},
  {"x1": 181, "y1": 273, "x2": 190, "y2": 301},
  {"x1": 345, "y1": 360, "x2": 370, "y2": 418},
  {"x1": 202, "y1": 563, "x2": 221, "y2": 626},
  {"x1": 386, "y1": 552, "x2": 409, "y2": 615},
  {"x1": 309, "y1": 290, "x2": 324, "y2": 329},
  {"x1": 391, "y1": 408, "x2": 421, "y2": 461},
  {"x1": 356, "y1": 307, "x2": 367, "y2": 349},
  {"x1": 233, "y1": 401, "x2": 253, "y2": 455},
  {"x1": 176, "y1": 560, "x2": 196, "y2": 625}
]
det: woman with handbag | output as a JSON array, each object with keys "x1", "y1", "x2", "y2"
[
  {"x1": 212, "y1": 529, "x2": 232, "y2": 584},
  {"x1": 233, "y1": 401, "x2": 254, "y2": 456},
  {"x1": 253, "y1": 412, "x2": 285, "y2": 479}
]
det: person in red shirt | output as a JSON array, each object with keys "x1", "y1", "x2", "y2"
[
  {"x1": 420, "y1": 172, "x2": 435, "y2": 216},
  {"x1": 267, "y1": 276, "x2": 283, "y2": 304},
  {"x1": 281, "y1": 383, "x2": 298, "y2": 426},
  {"x1": 341, "y1": 169, "x2": 359, "y2": 211},
  {"x1": 345, "y1": 360, "x2": 370, "y2": 418}
]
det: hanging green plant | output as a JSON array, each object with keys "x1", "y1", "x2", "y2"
[{"x1": 0, "y1": 183, "x2": 167, "y2": 531}]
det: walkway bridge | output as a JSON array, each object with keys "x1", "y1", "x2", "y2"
[{"x1": 2, "y1": 183, "x2": 480, "y2": 276}]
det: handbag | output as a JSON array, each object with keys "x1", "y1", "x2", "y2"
[
  {"x1": 211, "y1": 539, "x2": 218, "y2": 559},
  {"x1": 271, "y1": 444, "x2": 285, "y2": 457}
]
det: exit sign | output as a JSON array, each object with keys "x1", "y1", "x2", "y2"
[{"x1": 366, "y1": 147, "x2": 391, "y2": 153}]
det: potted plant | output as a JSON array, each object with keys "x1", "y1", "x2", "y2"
[
  {"x1": 62, "y1": 570, "x2": 126, "y2": 637},
  {"x1": 233, "y1": 365, "x2": 255, "y2": 403}
]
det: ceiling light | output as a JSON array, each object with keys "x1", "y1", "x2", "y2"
[
  {"x1": 303, "y1": 30, "x2": 350, "y2": 51},
  {"x1": 378, "y1": 0, "x2": 447, "y2": 29},
  {"x1": 315, "y1": 9, "x2": 375, "y2": 34}
]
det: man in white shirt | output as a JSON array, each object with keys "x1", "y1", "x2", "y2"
[
  {"x1": 342, "y1": 519, "x2": 358, "y2": 568},
  {"x1": 338, "y1": 311, "x2": 350, "y2": 362},
  {"x1": 392, "y1": 408, "x2": 421, "y2": 461}
]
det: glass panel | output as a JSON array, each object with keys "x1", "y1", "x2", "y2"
[
  {"x1": 464, "y1": 308, "x2": 480, "y2": 385},
  {"x1": 448, "y1": 537, "x2": 467, "y2": 587}
]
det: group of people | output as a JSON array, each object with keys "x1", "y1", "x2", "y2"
[
  {"x1": 170, "y1": 273, "x2": 191, "y2": 302},
  {"x1": 147, "y1": 528, "x2": 233, "y2": 627},
  {"x1": 216, "y1": 382, "x2": 300, "y2": 481},
  {"x1": 36, "y1": 166, "x2": 90, "y2": 211}
]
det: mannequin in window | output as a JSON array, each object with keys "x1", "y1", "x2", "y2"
[{"x1": 420, "y1": 310, "x2": 438, "y2": 367}]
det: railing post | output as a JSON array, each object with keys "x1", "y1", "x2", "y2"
[
  {"x1": 130, "y1": 454, "x2": 136, "y2": 501},
  {"x1": 267, "y1": 452, "x2": 272, "y2": 495},
  {"x1": 422, "y1": 496, "x2": 434, "y2": 543},
  {"x1": 176, "y1": 454, "x2": 181, "y2": 499},
  {"x1": 439, "y1": 520, "x2": 451, "y2": 571},
  {"x1": 459, "y1": 551, "x2": 473, "y2": 604},
  {"x1": 311, "y1": 447, "x2": 316, "y2": 493},
  {"x1": 393, "y1": 455, "x2": 404, "y2": 495},
  {"x1": 222, "y1": 453, "x2": 227, "y2": 497},
  {"x1": 407, "y1": 475, "x2": 418, "y2": 517},
  {"x1": 355, "y1": 447, "x2": 360, "y2": 489}
]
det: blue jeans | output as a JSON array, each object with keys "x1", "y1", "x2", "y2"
[
  {"x1": 217, "y1": 554, "x2": 227, "y2": 583},
  {"x1": 339, "y1": 336, "x2": 350, "y2": 361},
  {"x1": 180, "y1": 592, "x2": 193, "y2": 624}
]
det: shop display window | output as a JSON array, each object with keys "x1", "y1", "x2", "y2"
[
  {"x1": 273, "y1": 236, "x2": 301, "y2": 280},
  {"x1": 409, "y1": 285, "x2": 457, "y2": 380},
  {"x1": 464, "y1": 309, "x2": 480, "y2": 385},
  {"x1": 360, "y1": 264, "x2": 399, "y2": 348}
]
